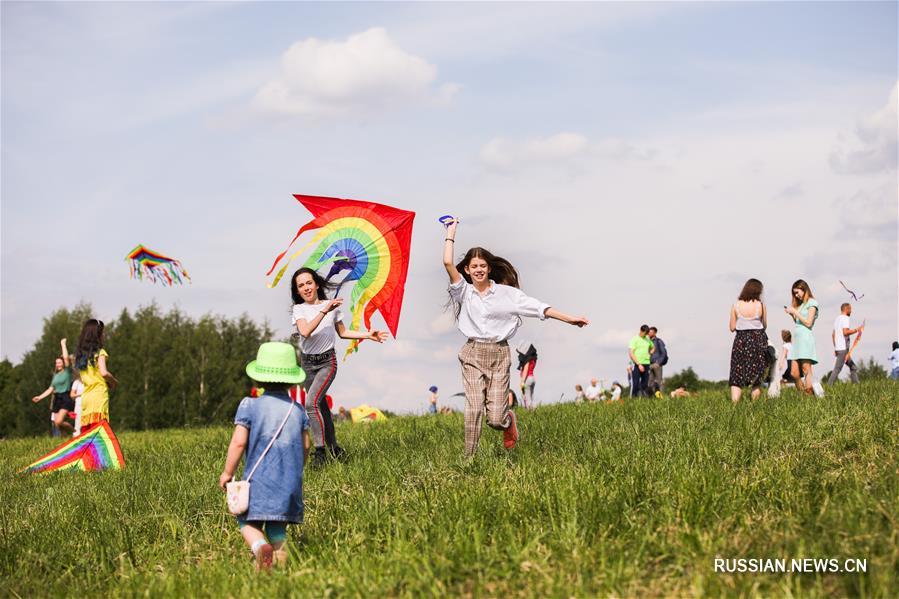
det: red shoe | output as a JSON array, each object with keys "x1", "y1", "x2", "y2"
[
  {"x1": 503, "y1": 412, "x2": 519, "y2": 449},
  {"x1": 256, "y1": 543, "x2": 274, "y2": 572}
]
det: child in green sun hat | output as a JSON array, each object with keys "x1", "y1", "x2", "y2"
[{"x1": 219, "y1": 342, "x2": 310, "y2": 572}]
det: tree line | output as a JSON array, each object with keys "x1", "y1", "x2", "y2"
[{"x1": 0, "y1": 303, "x2": 274, "y2": 439}]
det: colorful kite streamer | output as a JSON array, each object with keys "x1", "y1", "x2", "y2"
[
  {"x1": 125, "y1": 244, "x2": 191, "y2": 286},
  {"x1": 266, "y1": 194, "x2": 415, "y2": 358},
  {"x1": 21, "y1": 422, "x2": 125, "y2": 474}
]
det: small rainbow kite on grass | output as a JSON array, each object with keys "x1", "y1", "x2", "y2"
[
  {"x1": 266, "y1": 194, "x2": 415, "y2": 359},
  {"x1": 125, "y1": 244, "x2": 191, "y2": 286},
  {"x1": 21, "y1": 422, "x2": 125, "y2": 474}
]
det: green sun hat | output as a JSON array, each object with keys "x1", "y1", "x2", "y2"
[{"x1": 245, "y1": 342, "x2": 306, "y2": 384}]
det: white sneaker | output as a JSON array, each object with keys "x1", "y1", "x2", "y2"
[{"x1": 812, "y1": 381, "x2": 825, "y2": 397}]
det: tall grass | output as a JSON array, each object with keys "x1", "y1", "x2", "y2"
[{"x1": 2, "y1": 381, "x2": 897, "y2": 597}]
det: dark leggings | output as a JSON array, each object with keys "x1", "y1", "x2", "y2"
[{"x1": 301, "y1": 350, "x2": 338, "y2": 450}]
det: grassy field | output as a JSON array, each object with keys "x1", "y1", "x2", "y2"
[{"x1": 2, "y1": 381, "x2": 897, "y2": 598}]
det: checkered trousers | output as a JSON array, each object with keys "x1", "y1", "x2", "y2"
[{"x1": 459, "y1": 340, "x2": 512, "y2": 456}]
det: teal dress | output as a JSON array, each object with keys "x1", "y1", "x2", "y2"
[{"x1": 791, "y1": 299, "x2": 819, "y2": 364}]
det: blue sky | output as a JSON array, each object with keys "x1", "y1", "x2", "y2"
[{"x1": 2, "y1": 2, "x2": 896, "y2": 412}]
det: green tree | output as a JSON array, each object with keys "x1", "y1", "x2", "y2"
[{"x1": 857, "y1": 357, "x2": 887, "y2": 381}]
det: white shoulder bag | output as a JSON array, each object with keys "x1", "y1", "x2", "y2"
[{"x1": 226, "y1": 401, "x2": 296, "y2": 516}]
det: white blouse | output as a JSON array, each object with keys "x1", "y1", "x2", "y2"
[
  {"x1": 292, "y1": 302, "x2": 344, "y2": 355},
  {"x1": 449, "y1": 278, "x2": 550, "y2": 342}
]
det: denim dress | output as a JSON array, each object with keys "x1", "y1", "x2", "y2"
[{"x1": 234, "y1": 390, "x2": 309, "y2": 523}]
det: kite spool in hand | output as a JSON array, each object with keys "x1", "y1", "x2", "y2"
[{"x1": 438, "y1": 215, "x2": 459, "y2": 228}]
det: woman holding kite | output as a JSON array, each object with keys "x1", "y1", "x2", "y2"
[
  {"x1": 441, "y1": 218, "x2": 589, "y2": 457},
  {"x1": 291, "y1": 267, "x2": 388, "y2": 467}
]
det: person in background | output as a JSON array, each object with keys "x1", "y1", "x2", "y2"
[
  {"x1": 889, "y1": 341, "x2": 899, "y2": 380},
  {"x1": 827, "y1": 303, "x2": 863, "y2": 385},
  {"x1": 647, "y1": 327, "x2": 668, "y2": 394},
  {"x1": 69, "y1": 370, "x2": 84, "y2": 437},
  {"x1": 780, "y1": 330, "x2": 793, "y2": 383},
  {"x1": 785, "y1": 279, "x2": 820, "y2": 395},
  {"x1": 506, "y1": 389, "x2": 518, "y2": 410},
  {"x1": 669, "y1": 386, "x2": 691, "y2": 399},
  {"x1": 31, "y1": 338, "x2": 75, "y2": 436},
  {"x1": 516, "y1": 343, "x2": 538, "y2": 410},
  {"x1": 728, "y1": 278, "x2": 769, "y2": 402},
  {"x1": 628, "y1": 325, "x2": 654, "y2": 397},
  {"x1": 428, "y1": 386, "x2": 439, "y2": 414},
  {"x1": 584, "y1": 378, "x2": 603, "y2": 402},
  {"x1": 609, "y1": 382, "x2": 623, "y2": 402},
  {"x1": 428, "y1": 385, "x2": 438, "y2": 414},
  {"x1": 574, "y1": 384, "x2": 586, "y2": 403}
]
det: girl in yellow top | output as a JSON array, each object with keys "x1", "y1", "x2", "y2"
[{"x1": 74, "y1": 319, "x2": 118, "y2": 429}]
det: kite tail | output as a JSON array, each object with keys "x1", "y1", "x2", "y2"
[
  {"x1": 267, "y1": 233, "x2": 330, "y2": 288},
  {"x1": 266, "y1": 220, "x2": 321, "y2": 281}
]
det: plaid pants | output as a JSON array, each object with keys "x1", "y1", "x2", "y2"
[{"x1": 459, "y1": 340, "x2": 512, "y2": 456}]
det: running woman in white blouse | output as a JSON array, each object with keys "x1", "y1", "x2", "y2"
[
  {"x1": 291, "y1": 267, "x2": 388, "y2": 466},
  {"x1": 442, "y1": 218, "x2": 589, "y2": 456}
]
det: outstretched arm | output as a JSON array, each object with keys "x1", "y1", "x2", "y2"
[
  {"x1": 32, "y1": 386, "x2": 55, "y2": 403},
  {"x1": 335, "y1": 321, "x2": 388, "y2": 343},
  {"x1": 544, "y1": 308, "x2": 589, "y2": 327},
  {"x1": 443, "y1": 220, "x2": 462, "y2": 284}
]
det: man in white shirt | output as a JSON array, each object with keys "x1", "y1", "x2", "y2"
[
  {"x1": 584, "y1": 378, "x2": 604, "y2": 402},
  {"x1": 827, "y1": 303, "x2": 863, "y2": 385}
]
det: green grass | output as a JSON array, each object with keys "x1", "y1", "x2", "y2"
[{"x1": 2, "y1": 381, "x2": 897, "y2": 598}]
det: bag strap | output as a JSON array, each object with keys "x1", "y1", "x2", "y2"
[{"x1": 244, "y1": 398, "x2": 296, "y2": 483}]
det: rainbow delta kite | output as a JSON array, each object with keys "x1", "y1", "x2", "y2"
[
  {"x1": 266, "y1": 195, "x2": 415, "y2": 358},
  {"x1": 125, "y1": 244, "x2": 191, "y2": 286},
  {"x1": 22, "y1": 422, "x2": 125, "y2": 474}
]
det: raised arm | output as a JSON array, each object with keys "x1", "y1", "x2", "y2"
[
  {"x1": 61, "y1": 338, "x2": 70, "y2": 368},
  {"x1": 443, "y1": 219, "x2": 462, "y2": 284}
]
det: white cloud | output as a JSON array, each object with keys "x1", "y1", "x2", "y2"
[
  {"x1": 253, "y1": 27, "x2": 455, "y2": 118},
  {"x1": 478, "y1": 133, "x2": 659, "y2": 172},
  {"x1": 428, "y1": 311, "x2": 456, "y2": 336},
  {"x1": 830, "y1": 82, "x2": 898, "y2": 174},
  {"x1": 479, "y1": 132, "x2": 589, "y2": 171}
]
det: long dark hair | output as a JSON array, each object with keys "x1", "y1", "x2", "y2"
[
  {"x1": 290, "y1": 267, "x2": 336, "y2": 305},
  {"x1": 517, "y1": 344, "x2": 538, "y2": 371},
  {"x1": 738, "y1": 278, "x2": 763, "y2": 302},
  {"x1": 75, "y1": 319, "x2": 105, "y2": 371},
  {"x1": 790, "y1": 279, "x2": 813, "y2": 308},
  {"x1": 448, "y1": 247, "x2": 520, "y2": 320}
]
